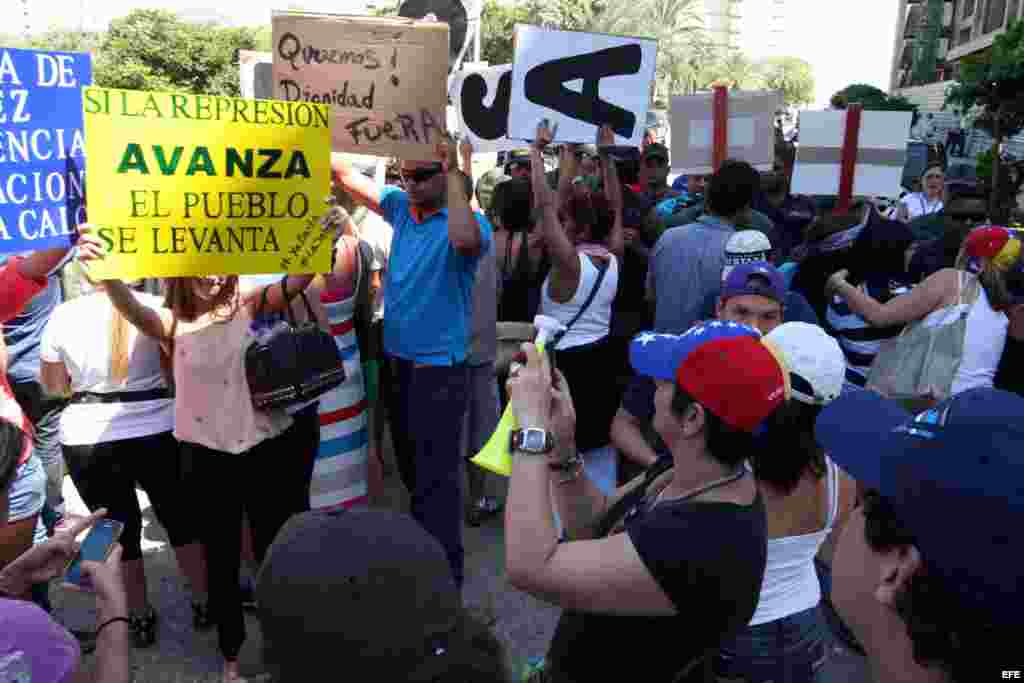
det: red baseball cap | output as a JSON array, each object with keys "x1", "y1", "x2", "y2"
[
  {"x1": 630, "y1": 322, "x2": 790, "y2": 432},
  {"x1": 964, "y1": 226, "x2": 1010, "y2": 261}
]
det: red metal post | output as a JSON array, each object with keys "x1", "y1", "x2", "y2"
[
  {"x1": 712, "y1": 85, "x2": 729, "y2": 173},
  {"x1": 835, "y1": 103, "x2": 863, "y2": 215}
]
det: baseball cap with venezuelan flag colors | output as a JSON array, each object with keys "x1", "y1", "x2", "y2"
[{"x1": 629, "y1": 322, "x2": 790, "y2": 432}]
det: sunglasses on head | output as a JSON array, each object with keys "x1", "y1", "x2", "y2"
[{"x1": 400, "y1": 164, "x2": 443, "y2": 184}]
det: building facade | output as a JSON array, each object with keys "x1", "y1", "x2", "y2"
[{"x1": 891, "y1": 0, "x2": 1023, "y2": 91}]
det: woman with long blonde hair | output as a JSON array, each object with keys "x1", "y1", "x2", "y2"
[
  {"x1": 95, "y1": 219, "x2": 344, "y2": 682},
  {"x1": 39, "y1": 273, "x2": 207, "y2": 648}
]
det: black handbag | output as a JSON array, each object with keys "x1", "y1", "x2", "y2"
[{"x1": 245, "y1": 279, "x2": 346, "y2": 410}]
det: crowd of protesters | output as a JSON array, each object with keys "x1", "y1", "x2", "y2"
[{"x1": 2, "y1": 107, "x2": 1024, "y2": 683}]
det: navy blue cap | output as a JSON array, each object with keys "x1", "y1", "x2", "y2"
[{"x1": 816, "y1": 388, "x2": 1024, "y2": 628}]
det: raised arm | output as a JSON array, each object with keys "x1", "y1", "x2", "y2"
[
  {"x1": 530, "y1": 123, "x2": 579, "y2": 281},
  {"x1": 557, "y1": 144, "x2": 580, "y2": 211},
  {"x1": 459, "y1": 138, "x2": 482, "y2": 213},
  {"x1": 243, "y1": 206, "x2": 351, "y2": 316},
  {"x1": 442, "y1": 136, "x2": 482, "y2": 256},
  {"x1": 598, "y1": 125, "x2": 625, "y2": 260},
  {"x1": 13, "y1": 226, "x2": 105, "y2": 284},
  {"x1": 827, "y1": 267, "x2": 954, "y2": 328},
  {"x1": 331, "y1": 155, "x2": 383, "y2": 216},
  {"x1": 104, "y1": 280, "x2": 173, "y2": 341}
]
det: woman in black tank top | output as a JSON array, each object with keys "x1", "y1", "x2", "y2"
[{"x1": 493, "y1": 177, "x2": 550, "y2": 323}]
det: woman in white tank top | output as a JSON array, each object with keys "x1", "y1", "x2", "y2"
[
  {"x1": 827, "y1": 226, "x2": 1020, "y2": 399},
  {"x1": 528, "y1": 123, "x2": 624, "y2": 461},
  {"x1": 716, "y1": 323, "x2": 858, "y2": 683}
]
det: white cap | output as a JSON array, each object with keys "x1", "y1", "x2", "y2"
[
  {"x1": 723, "y1": 230, "x2": 773, "y2": 279},
  {"x1": 765, "y1": 323, "x2": 846, "y2": 405}
]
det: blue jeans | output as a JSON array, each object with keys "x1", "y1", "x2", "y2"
[
  {"x1": 11, "y1": 380, "x2": 66, "y2": 520},
  {"x1": 7, "y1": 455, "x2": 47, "y2": 545},
  {"x1": 388, "y1": 357, "x2": 470, "y2": 587},
  {"x1": 715, "y1": 606, "x2": 831, "y2": 683}
]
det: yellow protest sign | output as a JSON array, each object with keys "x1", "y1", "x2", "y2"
[{"x1": 82, "y1": 87, "x2": 332, "y2": 279}]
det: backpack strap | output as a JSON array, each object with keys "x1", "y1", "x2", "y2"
[
  {"x1": 593, "y1": 456, "x2": 673, "y2": 539},
  {"x1": 550, "y1": 256, "x2": 610, "y2": 349}
]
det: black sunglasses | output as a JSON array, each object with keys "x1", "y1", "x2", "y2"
[{"x1": 400, "y1": 164, "x2": 443, "y2": 185}]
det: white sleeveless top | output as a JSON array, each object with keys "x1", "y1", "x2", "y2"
[
  {"x1": 900, "y1": 192, "x2": 943, "y2": 220},
  {"x1": 748, "y1": 458, "x2": 839, "y2": 626},
  {"x1": 541, "y1": 252, "x2": 619, "y2": 351},
  {"x1": 919, "y1": 277, "x2": 1008, "y2": 395}
]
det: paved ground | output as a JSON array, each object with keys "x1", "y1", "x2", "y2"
[
  {"x1": 49, "y1": 433, "x2": 871, "y2": 682},
  {"x1": 49, "y1": 431, "x2": 559, "y2": 682}
]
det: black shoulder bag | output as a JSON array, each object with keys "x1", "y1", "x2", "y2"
[{"x1": 245, "y1": 279, "x2": 346, "y2": 410}]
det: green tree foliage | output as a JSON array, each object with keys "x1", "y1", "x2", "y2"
[
  {"x1": 93, "y1": 10, "x2": 263, "y2": 95},
  {"x1": 945, "y1": 19, "x2": 1024, "y2": 221},
  {"x1": 831, "y1": 83, "x2": 918, "y2": 113},
  {"x1": 945, "y1": 19, "x2": 1024, "y2": 141},
  {"x1": 1, "y1": 10, "x2": 270, "y2": 95},
  {"x1": 479, "y1": 0, "x2": 543, "y2": 65},
  {"x1": 759, "y1": 56, "x2": 815, "y2": 108}
]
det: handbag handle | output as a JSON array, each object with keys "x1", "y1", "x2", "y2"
[
  {"x1": 254, "y1": 277, "x2": 316, "y2": 327},
  {"x1": 280, "y1": 276, "x2": 318, "y2": 326}
]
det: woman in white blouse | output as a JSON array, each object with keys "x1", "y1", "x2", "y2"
[{"x1": 896, "y1": 165, "x2": 945, "y2": 223}]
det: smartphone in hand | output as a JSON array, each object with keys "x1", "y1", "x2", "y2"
[{"x1": 65, "y1": 519, "x2": 125, "y2": 589}]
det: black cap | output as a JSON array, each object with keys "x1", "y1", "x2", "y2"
[{"x1": 257, "y1": 509, "x2": 462, "y2": 681}]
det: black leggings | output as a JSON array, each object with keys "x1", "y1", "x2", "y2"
[
  {"x1": 183, "y1": 404, "x2": 319, "y2": 660},
  {"x1": 63, "y1": 431, "x2": 197, "y2": 562}
]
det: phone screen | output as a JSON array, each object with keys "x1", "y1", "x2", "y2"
[{"x1": 65, "y1": 519, "x2": 124, "y2": 587}]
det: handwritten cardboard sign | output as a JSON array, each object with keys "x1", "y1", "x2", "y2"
[
  {"x1": 82, "y1": 88, "x2": 331, "y2": 279},
  {"x1": 0, "y1": 47, "x2": 91, "y2": 253},
  {"x1": 271, "y1": 12, "x2": 449, "y2": 160},
  {"x1": 791, "y1": 109, "x2": 913, "y2": 199},
  {"x1": 670, "y1": 89, "x2": 781, "y2": 175},
  {"x1": 507, "y1": 26, "x2": 657, "y2": 146},
  {"x1": 450, "y1": 64, "x2": 519, "y2": 153}
]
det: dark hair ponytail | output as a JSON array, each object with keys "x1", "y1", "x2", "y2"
[{"x1": 750, "y1": 400, "x2": 826, "y2": 494}]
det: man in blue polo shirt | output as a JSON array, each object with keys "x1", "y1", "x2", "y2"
[{"x1": 331, "y1": 140, "x2": 491, "y2": 587}]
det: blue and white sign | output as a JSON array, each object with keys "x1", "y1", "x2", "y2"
[{"x1": 0, "y1": 47, "x2": 92, "y2": 252}]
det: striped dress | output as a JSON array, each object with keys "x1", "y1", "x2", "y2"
[
  {"x1": 312, "y1": 286, "x2": 369, "y2": 510},
  {"x1": 825, "y1": 280, "x2": 908, "y2": 386}
]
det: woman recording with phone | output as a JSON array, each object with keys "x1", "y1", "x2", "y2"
[{"x1": 39, "y1": 272, "x2": 208, "y2": 649}]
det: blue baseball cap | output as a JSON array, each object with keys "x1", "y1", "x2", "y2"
[
  {"x1": 720, "y1": 262, "x2": 786, "y2": 305},
  {"x1": 816, "y1": 388, "x2": 1024, "y2": 628},
  {"x1": 629, "y1": 322, "x2": 789, "y2": 432}
]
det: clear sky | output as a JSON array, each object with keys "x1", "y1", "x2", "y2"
[{"x1": 2, "y1": 0, "x2": 899, "y2": 108}]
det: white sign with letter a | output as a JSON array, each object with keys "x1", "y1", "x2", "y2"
[{"x1": 507, "y1": 26, "x2": 657, "y2": 146}]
